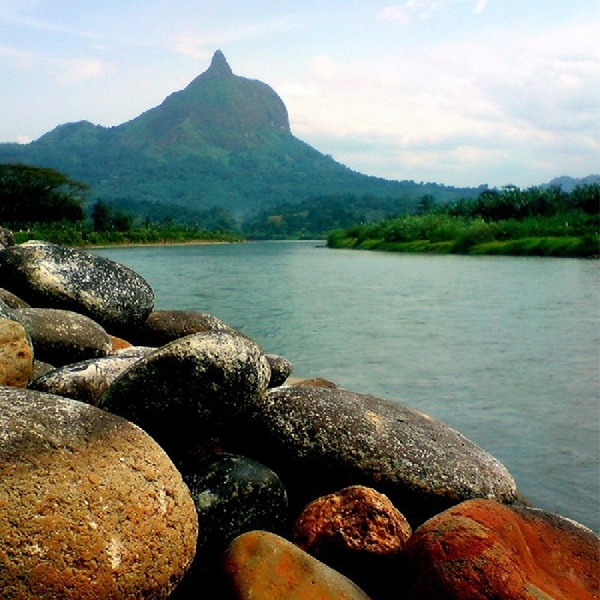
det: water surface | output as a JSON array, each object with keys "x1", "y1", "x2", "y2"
[{"x1": 95, "y1": 241, "x2": 600, "y2": 531}]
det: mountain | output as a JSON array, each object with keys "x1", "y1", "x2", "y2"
[
  {"x1": 0, "y1": 50, "x2": 478, "y2": 222},
  {"x1": 542, "y1": 175, "x2": 600, "y2": 192}
]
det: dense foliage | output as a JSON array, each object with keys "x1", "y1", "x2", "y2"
[
  {"x1": 327, "y1": 184, "x2": 600, "y2": 258},
  {"x1": 0, "y1": 163, "x2": 86, "y2": 227}
]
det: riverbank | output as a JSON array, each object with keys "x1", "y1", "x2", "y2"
[{"x1": 328, "y1": 234, "x2": 600, "y2": 258}]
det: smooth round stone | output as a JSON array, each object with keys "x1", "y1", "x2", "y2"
[
  {"x1": 171, "y1": 453, "x2": 288, "y2": 597},
  {"x1": 100, "y1": 331, "x2": 271, "y2": 459},
  {"x1": 0, "y1": 387, "x2": 198, "y2": 600},
  {"x1": 265, "y1": 353, "x2": 293, "y2": 388},
  {"x1": 221, "y1": 530, "x2": 371, "y2": 600},
  {"x1": 403, "y1": 498, "x2": 600, "y2": 600},
  {"x1": 30, "y1": 352, "x2": 151, "y2": 406},
  {"x1": 232, "y1": 385, "x2": 517, "y2": 526},
  {"x1": 126, "y1": 309, "x2": 240, "y2": 346},
  {"x1": 14, "y1": 307, "x2": 112, "y2": 367},
  {"x1": 0, "y1": 241, "x2": 154, "y2": 334}
]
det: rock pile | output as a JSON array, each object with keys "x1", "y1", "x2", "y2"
[{"x1": 0, "y1": 237, "x2": 597, "y2": 600}]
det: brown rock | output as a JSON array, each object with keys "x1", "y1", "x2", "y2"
[
  {"x1": 109, "y1": 334, "x2": 133, "y2": 352},
  {"x1": 221, "y1": 530, "x2": 372, "y2": 600},
  {"x1": 128, "y1": 309, "x2": 240, "y2": 346},
  {"x1": 403, "y1": 498, "x2": 600, "y2": 600},
  {"x1": 13, "y1": 307, "x2": 112, "y2": 366},
  {"x1": 0, "y1": 317, "x2": 34, "y2": 386},
  {"x1": 293, "y1": 485, "x2": 412, "y2": 598},
  {"x1": 0, "y1": 387, "x2": 198, "y2": 599}
]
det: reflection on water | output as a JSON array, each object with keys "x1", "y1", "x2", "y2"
[{"x1": 94, "y1": 241, "x2": 600, "y2": 532}]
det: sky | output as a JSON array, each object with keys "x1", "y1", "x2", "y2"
[{"x1": 1, "y1": 0, "x2": 599, "y2": 188}]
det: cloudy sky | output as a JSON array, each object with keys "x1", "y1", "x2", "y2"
[{"x1": 1, "y1": 0, "x2": 599, "y2": 188}]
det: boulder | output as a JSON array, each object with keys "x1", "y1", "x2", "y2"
[
  {"x1": 0, "y1": 241, "x2": 154, "y2": 334},
  {"x1": 171, "y1": 453, "x2": 288, "y2": 597},
  {"x1": 402, "y1": 498, "x2": 600, "y2": 600},
  {"x1": 14, "y1": 307, "x2": 112, "y2": 366},
  {"x1": 100, "y1": 331, "x2": 271, "y2": 460},
  {"x1": 0, "y1": 387, "x2": 198, "y2": 600},
  {"x1": 0, "y1": 225, "x2": 14, "y2": 247},
  {"x1": 30, "y1": 352, "x2": 151, "y2": 405},
  {"x1": 230, "y1": 385, "x2": 517, "y2": 525},
  {"x1": 265, "y1": 353, "x2": 293, "y2": 387},
  {"x1": 221, "y1": 530, "x2": 372, "y2": 600},
  {"x1": 126, "y1": 309, "x2": 240, "y2": 346},
  {"x1": 0, "y1": 317, "x2": 34, "y2": 386},
  {"x1": 293, "y1": 485, "x2": 411, "y2": 598},
  {"x1": 0, "y1": 287, "x2": 30, "y2": 308}
]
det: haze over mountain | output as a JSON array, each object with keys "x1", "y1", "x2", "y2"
[{"x1": 0, "y1": 51, "x2": 480, "y2": 223}]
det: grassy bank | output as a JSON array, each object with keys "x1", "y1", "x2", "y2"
[
  {"x1": 327, "y1": 185, "x2": 600, "y2": 258},
  {"x1": 13, "y1": 227, "x2": 243, "y2": 247}
]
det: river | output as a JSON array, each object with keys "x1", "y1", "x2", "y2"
[{"x1": 93, "y1": 241, "x2": 600, "y2": 532}]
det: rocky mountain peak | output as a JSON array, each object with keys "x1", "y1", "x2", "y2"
[{"x1": 202, "y1": 50, "x2": 233, "y2": 79}]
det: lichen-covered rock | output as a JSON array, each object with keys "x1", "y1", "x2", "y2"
[
  {"x1": 0, "y1": 387, "x2": 198, "y2": 600},
  {"x1": 402, "y1": 498, "x2": 600, "y2": 600},
  {"x1": 14, "y1": 307, "x2": 111, "y2": 366},
  {"x1": 293, "y1": 485, "x2": 411, "y2": 598},
  {"x1": 221, "y1": 530, "x2": 372, "y2": 600},
  {"x1": 0, "y1": 241, "x2": 154, "y2": 334},
  {"x1": 0, "y1": 317, "x2": 34, "y2": 386},
  {"x1": 172, "y1": 453, "x2": 288, "y2": 597},
  {"x1": 30, "y1": 352, "x2": 150, "y2": 405},
  {"x1": 100, "y1": 331, "x2": 271, "y2": 459},
  {"x1": 231, "y1": 385, "x2": 517, "y2": 526},
  {"x1": 126, "y1": 309, "x2": 240, "y2": 346},
  {"x1": 265, "y1": 353, "x2": 293, "y2": 388}
]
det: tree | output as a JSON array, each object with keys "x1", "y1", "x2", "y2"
[{"x1": 0, "y1": 163, "x2": 87, "y2": 226}]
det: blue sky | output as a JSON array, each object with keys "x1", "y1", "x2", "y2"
[{"x1": 1, "y1": 0, "x2": 599, "y2": 188}]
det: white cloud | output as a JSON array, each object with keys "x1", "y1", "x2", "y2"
[
  {"x1": 279, "y1": 17, "x2": 600, "y2": 186},
  {"x1": 56, "y1": 58, "x2": 115, "y2": 83}
]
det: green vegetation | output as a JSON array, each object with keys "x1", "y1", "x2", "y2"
[
  {"x1": 0, "y1": 163, "x2": 87, "y2": 226},
  {"x1": 327, "y1": 184, "x2": 600, "y2": 258},
  {"x1": 1, "y1": 163, "x2": 242, "y2": 247},
  {"x1": 0, "y1": 52, "x2": 480, "y2": 221}
]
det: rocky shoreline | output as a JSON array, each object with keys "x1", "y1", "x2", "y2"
[{"x1": 0, "y1": 229, "x2": 598, "y2": 600}]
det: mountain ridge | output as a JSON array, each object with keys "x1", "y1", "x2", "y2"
[{"x1": 1, "y1": 51, "x2": 593, "y2": 224}]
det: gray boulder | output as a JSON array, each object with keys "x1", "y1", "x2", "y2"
[
  {"x1": 14, "y1": 307, "x2": 111, "y2": 367},
  {"x1": 265, "y1": 353, "x2": 294, "y2": 388},
  {"x1": 100, "y1": 331, "x2": 271, "y2": 460},
  {"x1": 30, "y1": 350, "x2": 153, "y2": 405},
  {"x1": 0, "y1": 241, "x2": 154, "y2": 334},
  {"x1": 229, "y1": 385, "x2": 517, "y2": 526}
]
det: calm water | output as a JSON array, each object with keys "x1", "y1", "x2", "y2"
[{"x1": 94, "y1": 241, "x2": 600, "y2": 532}]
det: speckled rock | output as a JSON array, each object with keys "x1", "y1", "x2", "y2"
[
  {"x1": 100, "y1": 331, "x2": 271, "y2": 459},
  {"x1": 0, "y1": 317, "x2": 34, "y2": 386},
  {"x1": 221, "y1": 530, "x2": 372, "y2": 600},
  {"x1": 265, "y1": 353, "x2": 293, "y2": 387},
  {"x1": 0, "y1": 287, "x2": 30, "y2": 308},
  {"x1": 30, "y1": 352, "x2": 150, "y2": 405},
  {"x1": 126, "y1": 309, "x2": 240, "y2": 346},
  {"x1": 171, "y1": 453, "x2": 288, "y2": 597},
  {"x1": 33, "y1": 359, "x2": 55, "y2": 379},
  {"x1": 293, "y1": 485, "x2": 412, "y2": 598},
  {"x1": 0, "y1": 386, "x2": 198, "y2": 600},
  {"x1": 14, "y1": 307, "x2": 112, "y2": 366},
  {"x1": 231, "y1": 385, "x2": 517, "y2": 526},
  {"x1": 0, "y1": 225, "x2": 14, "y2": 247},
  {"x1": 0, "y1": 241, "x2": 154, "y2": 334},
  {"x1": 402, "y1": 498, "x2": 600, "y2": 600}
]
